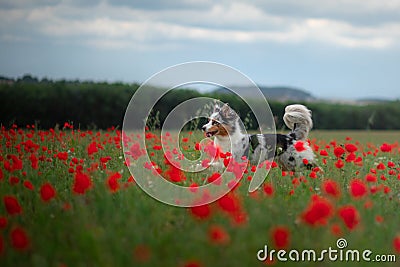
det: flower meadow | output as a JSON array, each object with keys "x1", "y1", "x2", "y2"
[{"x1": 0, "y1": 124, "x2": 399, "y2": 267}]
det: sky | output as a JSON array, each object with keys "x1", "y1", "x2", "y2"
[{"x1": 0, "y1": 0, "x2": 400, "y2": 100}]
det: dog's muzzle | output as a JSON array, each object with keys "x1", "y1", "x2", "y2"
[{"x1": 202, "y1": 125, "x2": 217, "y2": 138}]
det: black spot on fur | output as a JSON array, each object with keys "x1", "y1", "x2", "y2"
[
  {"x1": 289, "y1": 123, "x2": 297, "y2": 140},
  {"x1": 276, "y1": 134, "x2": 290, "y2": 153},
  {"x1": 306, "y1": 163, "x2": 314, "y2": 170},
  {"x1": 249, "y1": 135, "x2": 260, "y2": 151}
]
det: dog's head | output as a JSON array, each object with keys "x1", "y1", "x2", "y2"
[{"x1": 202, "y1": 103, "x2": 238, "y2": 138}]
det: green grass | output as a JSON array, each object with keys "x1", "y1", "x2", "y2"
[{"x1": 0, "y1": 128, "x2": 399, "y2": 267}]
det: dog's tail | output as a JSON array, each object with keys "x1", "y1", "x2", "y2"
[{"x1": 283, "y1": 104, "x2": 313, "y2": 141}]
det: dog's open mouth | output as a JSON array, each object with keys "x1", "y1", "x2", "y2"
[{"x1": 205, "y1": 130, "x2": 218, "y2": 138}]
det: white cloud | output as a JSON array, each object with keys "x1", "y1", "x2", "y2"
[
  {"x1": 299, "y1": 19, "x2": 398, "y2": 48},
  {"x1": 1, "y1": 0, "x2": 400, "y2": 50}
]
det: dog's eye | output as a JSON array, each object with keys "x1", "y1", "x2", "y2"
[{"x1": 212, "y1": 120, "x2": 220, "y2": 126}]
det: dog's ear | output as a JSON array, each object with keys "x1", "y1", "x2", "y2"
[{"x1": 220, "y1": 103, "x2": 236, "y2": 119}]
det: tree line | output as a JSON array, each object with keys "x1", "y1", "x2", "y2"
[{"x1": 1, "y1": 78, "x2": 399, "y2": 130}]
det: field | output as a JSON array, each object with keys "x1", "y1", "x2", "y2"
[{"x1": 0, "y1": 125, "x2": 399, "y2": 267}]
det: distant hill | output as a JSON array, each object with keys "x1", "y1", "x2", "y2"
[{"x1": 212, "y1": 85, "x2": 315, "y2": 102}]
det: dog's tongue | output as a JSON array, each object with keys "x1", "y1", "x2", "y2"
[{"x1": 206, "y1": 132, "x2": 212, "y2": 138}]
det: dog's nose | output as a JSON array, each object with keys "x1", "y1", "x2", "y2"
[{"x1": 202, "y1": 126, "x2": 206, "y2": 131}]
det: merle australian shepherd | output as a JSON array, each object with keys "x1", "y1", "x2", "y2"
[{"x1": 202, "y1": 103, "x2": 317, "y2": 171}]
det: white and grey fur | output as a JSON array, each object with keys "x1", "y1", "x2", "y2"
[{"x1": 202, "y1": 103, "x2": 316, "y2": 171}]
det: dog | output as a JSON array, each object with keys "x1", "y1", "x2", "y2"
[{"x1": 201, "y1": 103, "x2": 317, "y2": 171}]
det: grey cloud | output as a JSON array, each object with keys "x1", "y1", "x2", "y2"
[
  {"x1": 0, "y1": 0, "x2": 63, "y2": 9},
  {"x1": 248, "y1": 0, "x2": 400, "y2": 26},
  {"x1": 106, "y1": 0, "x2": 213, "y2": 10}
]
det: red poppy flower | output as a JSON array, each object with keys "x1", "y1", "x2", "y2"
[
  {"x1": 23, "y1": 180, "x2": 34, "y2": 190},
  {"x1": 189, "y1": 182, "x2": 199, "y2": 193},
  {"x1": 189, "y1": 204, "x2": 211, "y2": 220},
  {"x1": 271, "y1": 226, "x2": 290, "y2": 249},
  {"x1": 345, "y1": 153, "x2": 356, "y2": 162},
  {"x1": 380, "y1": 143, "x2": 392, "y2": 152},
  {"x1": 63, "y1": 122, "x2": 73, "y2": 129},
  {"x1": 349, "y1": 179, "x2": 367, "y2": 198},
  {"x1": 29, "y1": 153, "x2": 39, "y2": 169},
  {"x1": 3, "y1": 195, "x2": 22, "y2": 215},
  {"x1": 335, "y1": 159, "x2": 344, "y2": 169},
  {"x1": 153, "y1": 145, "x2": 162, "y2": 150},
  {"x1": 4, "y1": 155, "x2": 23, "y2": 172},
  {"x1": 263, "y1": 183, "x2": 274, "y2": 197},
  {"x1": 128, "y1": 143, "x2": 145, "y2": 160},
  {"x1": 164, "y1": 165, "x2": 185, "y2": 183},
  {"x1": 294, "y1": 141, "x2": 306, "y2": 152},
  {"x1": 345, "y1": 143, "x2": 358, "y2": 153},
  {"x1": 338, "y1": 205, "x2": 360, "y2": 230},
  {"x1": 9, "y1": 176, "x2": 19, "y2": 185},
  {"x1": 100, "y1": 156, "x2": 111, "y2": 164},
  {"x1": 87, "y1": 142, "x2": 98, "y2": 156},
  {"x1": 217, "y1": 193, "x2": 240, "y2": 214},
  {"x1": 301, "y1": 195, "x2": 334, "y2": 226},
  {"x1": 23, "y1": 139, "x2": 40, "y2": 153},
  {"x1": 73, "y1": 172, "x2": 92, "y2": 194},
  {"x1": 207, "y1": 173, "x2": 221, "y2": 185},
  {"x1": 231, "y1": 211, "x2": 248, "y2": 226},
  {"x1": 365, "y1": 174, "x2": 377, "y2": 183},
  {"x1": 319, "y1": 149, "x2": 329, "y2": 156},
  {"x1": 245, "y1": 165, "x2": 254, "y2": 173},
  {"x1": 309, "y1": 171, "x2": 317, "y2": 179},
  {"x1": 194, "y1": 143, "x2": 201, "y2": 150},
  {"x1": 40, "y1": 183, "x2": 56, "y2": 202},
  {"x1": 331, "y1": 224, "x2": 342, "y2": 236},
  {"x1": 375, "y1": 215, "x2": 384, "y2": 223},
  {"x1": 10, "y1": 227, "x2": 30, "y2": 251},
  {"x1": 202, "y1": 142, "x2": 215, "y2": 157},
  {"x1": 322, "y1": 179, "x2": 341, "y2": 198},
  {"x1": 393, "y1": 236, "x2": 400, "y2": 253},
  {"x1": 0, "y1": 217, "x2": 7, "y2": 229},
  {"x1": 376, "y1": 163, "x2": 386, "y2": 170},
  {"x1": 369, "y1": 180, "x2": 378, "y2": 189},
  {"x1": 200, "y1": 158, "x2": 210, "y2": 168},
  {"x1": 57, "y1": 152, "x2": 68, "y2": 161},
  {"x1": 208, "y1": 225, "x2": 230, "y2": 245},
  {"x1": 71, "y1": 157, "x2": 79, "y2": 164},
  {"x1": 223, "y1": 158, "x2": 231, "y2": 167},
  {"x1": 107, "y1": 172, "x2": 122, "y2": 193},
  {"x1": 226, "y1": 160, "x2": 247, "y2": 180},
  {"x1": 384, "y1": 186, "x2": 391, "y2": 194},
  {"x1": 334, "y1": 146, "x2": 345, "y2": 158}
]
